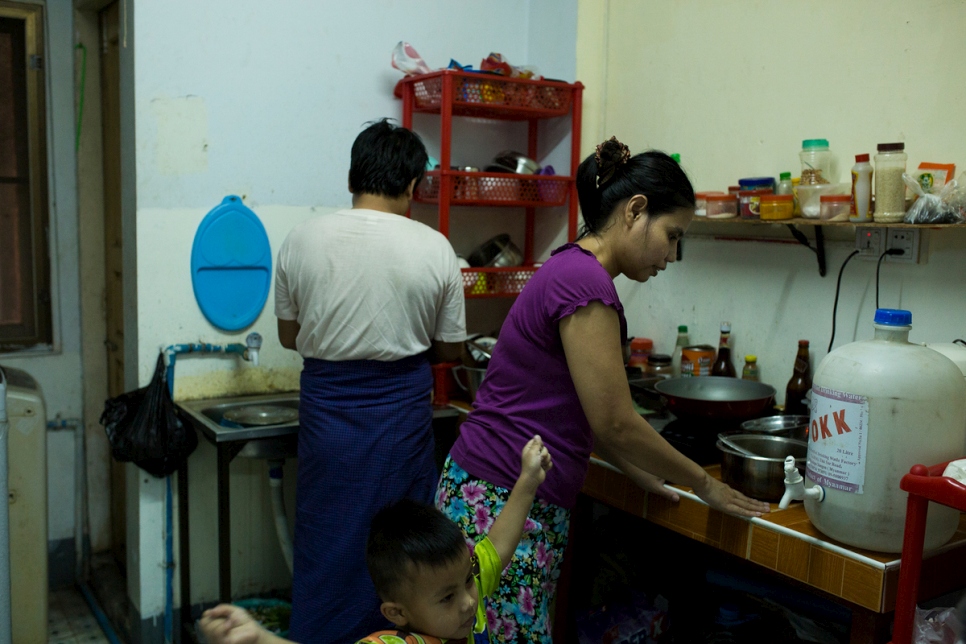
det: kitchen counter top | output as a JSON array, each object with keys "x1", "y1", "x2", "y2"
[
  {"x1": 581, "y1": 457, "x2": 966, "y2": 615},
  {"x1": 178, "y1": 392, "x2": 462, "y2": 444}
]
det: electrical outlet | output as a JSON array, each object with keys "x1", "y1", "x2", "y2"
[
  {"x1": 855, "y1": 227, "x2": 885, "y2": 258},
  {"x1": 885, "y1": 229, "x2": 921, "y2": 263}
]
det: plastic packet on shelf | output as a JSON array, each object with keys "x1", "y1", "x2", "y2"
[
  {"x1": 902, "y1": 173, "x2": 964, "y2": 224},
  {"x1": 391, "y1": 41, "x2": 432, "y2": 76},
  {"x1": 480, "y1": 52, "x2": 542, "y2": 79}
]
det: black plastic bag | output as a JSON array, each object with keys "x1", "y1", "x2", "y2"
[{"x1": 100, "y1": 352, "x2": 198, "y2": 478}]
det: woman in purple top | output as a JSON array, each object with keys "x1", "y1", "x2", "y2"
[{"x1": 435, "y1": 138, "x2": 770, "y2": 643}]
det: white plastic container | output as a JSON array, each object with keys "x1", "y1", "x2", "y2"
[
  {"x1": 803, "y1": 309, "x2": 966, "y2": 553},
  {"x1": 849, "y1": 153, "x2": 873, "y2": 223}
]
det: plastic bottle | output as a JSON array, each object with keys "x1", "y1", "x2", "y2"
[
  {"x1": 711, "y1": 322, "x2": 736, "y2": 377},
  {"x1": 799, "y1": 138, "x2": 832, "y2": 184},
  {"x1": 804, "y1": 309, "x2": 966, "y2": 552},
  {"x1": 850, "y1": 153, "x2": 873, "y2": 223},
  {"x1": 741, "y1": 355, "x2": 759, "y2": 382},
  {"x1": 784, "y1": 340, "x2": 811, "y2": 415},
  {"x1": 776, "y1": 172, "x2": 793, "y2": 195},
  {"x1": 670, "y1": 325, "x2": 690, "y2": 377}
]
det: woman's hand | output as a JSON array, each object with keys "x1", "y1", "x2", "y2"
[
  {"x1": 692, "y1": 473, "x2": 770, "y2": 517},
  {"x1": 199, "y1": 605, "x2": 274, "y2": 644}
]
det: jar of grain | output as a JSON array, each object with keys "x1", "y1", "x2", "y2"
[
  {"x1": 800, "y1": 139, "x2": 832, "y2": 185},
  {"x1": 695, "y1": 191, "x2": 726, "y2": 217},
  {"x1": 705, "y1": 193, "x2": 738, "y2": 219},
  {"x1": 874, "y1": 142, "x2": 907, "y2": 223}
]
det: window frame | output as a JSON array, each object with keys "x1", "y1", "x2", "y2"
[{"x1": 0, "y1": 1, "x2": 51, "y2": 352}]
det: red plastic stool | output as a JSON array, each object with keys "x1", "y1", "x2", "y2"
[{"x1": 890, "y1": 459, "x2": 966, "y2": 644}]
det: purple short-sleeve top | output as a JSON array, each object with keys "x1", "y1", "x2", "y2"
[{"x1": 449, "y1": 243, "x2": 627, "y2": 509}]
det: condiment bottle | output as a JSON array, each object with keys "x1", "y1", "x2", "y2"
[
  {"x1": 741, "y1": 355, "x2": 760, "y2": 382},
  {"x1": 785, "y1": 340, "x2": 812, "y2": 416},
  {"x1": 711, "y1": 322, "x2": 736, "y2": 377},
  {"x1": 873, "y1": 142, "x2": 908, "y2": 223},
  {"x1": 627, "y1": 337, "x2": 653, "y2": 369},
  {"x1": 850, "y1": 153, "x2": 873, "y2": 223},
  {"x1": 777, "y1": 172, "x2": 794, "y2": 195},
  {"x1": 670, "y1": 325, "x2": 690, "y2": 377}
]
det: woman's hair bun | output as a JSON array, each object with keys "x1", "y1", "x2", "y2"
[{"x1": 595, "y1": 136, "x2": 631, "y2": 188}]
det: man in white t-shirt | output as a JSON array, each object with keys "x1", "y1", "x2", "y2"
[{"x1": 275, "y1": 119, "x2": 465, "y2": 643}]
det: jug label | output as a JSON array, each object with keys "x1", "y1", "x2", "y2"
[{"x1": 805, "y1": 386, "x2": 869, "y2": 494}]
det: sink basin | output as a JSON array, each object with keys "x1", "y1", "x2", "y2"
[{"x1": 177, "y1": 392, "x2": 300, "y2": 459}]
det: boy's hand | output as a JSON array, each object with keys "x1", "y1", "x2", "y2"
[
  {"x1": 198, "y1": 605, "x2": 267, "y2": 644},
  {"x1": 520, "y1": 434, "x2": 553, "y2": 490}
]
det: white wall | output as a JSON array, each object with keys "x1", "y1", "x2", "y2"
[
  {"x1": 130, "y1": 0, "x2": 578, "y2": 620},
  {"x1": 578, "y1": 0, "x2": 966, "y2": 391}
]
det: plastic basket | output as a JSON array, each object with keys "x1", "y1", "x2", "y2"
[
  {"x1": 401, "y1": 72, "x2": 573, "y2": 118},
  {"x1": 416, "y1": 171, "x2": 570, "y2": 206},
  {"x1": 462, "y1": 267, "x2": 537, "y2": 297}
]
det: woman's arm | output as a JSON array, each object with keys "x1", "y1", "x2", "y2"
[
  {"x1": 592, "y1": 440, "x2": 680, "y2": 503},
  {"x1": 560, "y1": 302, "x2": 769, "y2": 517}
]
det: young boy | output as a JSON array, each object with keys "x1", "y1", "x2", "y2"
[{"x1": 199, "y1": 435, "x2": 553, "y2": 644}]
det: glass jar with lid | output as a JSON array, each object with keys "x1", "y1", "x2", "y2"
[
  {"x1": 820, "y1": 194, "x2": 852, "y2": 221},
  {"x1": 646, "y1": 353, "x2": 673, "y2": 378},
  {"x1": 706, "y1": 193, "x2": 738, "y2": 219},
  {"x1": 694, "y1": 191, "x2": 726, "y2": 217},
  {"x1": 627, "y1": 337, "x2": 653, "y2": 368},
  {"x1": 800, "y1": 138, "x2": 832, "y2": 185},
  {"x1": 738, "y1": 189, "x2": 770, "y2": 219},
  {"x1": 873, "y1": 142, "x2": 908, "y2": 223},
  {"x1": 759, "y1": 194, "x2": 794, "y2": 220}
]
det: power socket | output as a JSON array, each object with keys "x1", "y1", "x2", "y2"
[
  {"x1": 855, "y1": 227, "x2": 885, "y2": 258},
  {"x1": 885, "y1": 229, "x2": 921, "y2": 263}
]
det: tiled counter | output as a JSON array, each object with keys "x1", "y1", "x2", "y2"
[{"x1": 576, "y1": 458, "x2": 966, "y2": 643}]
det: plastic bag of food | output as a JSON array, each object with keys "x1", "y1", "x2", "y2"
[
  {"x1": 100, "y1": 352, "x2": 198, "y2": 478},
  {"x1": 913, "y1": 604, "x2": 963, "y2": 644},
  {"x1": 391, "y1": 41, "x2": 431, "y2": 76},
  {"x1": 903, "y1": 173, "x2": 964, "y2": 224}
]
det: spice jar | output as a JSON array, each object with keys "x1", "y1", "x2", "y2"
[
  {"x1": 695, "y1": 191, "x2": 726, "y2": 217},
  {"x1": 819, "y1": 194, "x2": 852, "y2": 221},
  {"x1": 741, "y1": 355, "x2": 760, "y2": 382},
  {"x1": 759, "y1": 193, "x2": 794, "y2": 220},
  {"x1": 800, "y1": 138, "x2": 832, "y2": 185},
  {"x1": 627, "y1": 337, "x2": 653, "y2": 368},
  {"x1": 705, "y1": 193, "x2": 738, "y2": 219},
  {"x1": 874, "y1": 142, "x2": 908, "y2": 223},
  {"x1": 738, "y1": 189, "x2": 770, "y2": 219},
  {"x1": 646, "y1": 353, "x2": 673, "y2": 378}
]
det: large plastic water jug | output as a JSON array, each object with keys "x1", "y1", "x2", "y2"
[{"x1": 803, "y1": 309, "x2": 966, "y2": 552}]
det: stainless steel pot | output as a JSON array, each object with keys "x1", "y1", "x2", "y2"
[
  {"x1": 486, "y1": 151, "x2": 540, "y2": 174},
  {"x1": 716, "y1": 434, "x2": 808, "y2": 502},
  {"x1": 739, "y1": 415, "x2": 810, "y2": 440},
  {"x1": 467, "y1": 234, "x2": 523, "y2": 268}
]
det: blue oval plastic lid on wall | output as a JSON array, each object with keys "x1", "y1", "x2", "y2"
[{"x1": 191, "y1": 195, "x2": 272, "y2": 331}]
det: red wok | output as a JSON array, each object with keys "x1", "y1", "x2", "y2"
[{"x1": 653, "y1": 376, "x2": 776, "y2": 421}]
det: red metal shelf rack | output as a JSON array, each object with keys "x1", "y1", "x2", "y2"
[
  {"x1": 395, "y1": 70, "x2": 583, "y2": 298},
  {"x1": 890, "y1": 459, "x2": 966, "y2": 644}
]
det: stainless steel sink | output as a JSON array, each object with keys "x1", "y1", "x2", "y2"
[{"x1": 177, "y1": 392, "x2": 300, "y2": 459}]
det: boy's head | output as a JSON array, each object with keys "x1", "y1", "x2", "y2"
[
  {"x1": 366, "y1": 499, "x2": 479, "y2": 640},
  {"x1": 348, "y1": 119, "x2": 428, "y2": 201}
]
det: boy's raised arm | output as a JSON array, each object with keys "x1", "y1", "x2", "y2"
[{"x1": 487, "y1": 435, "x2": 553, "y2": 568}]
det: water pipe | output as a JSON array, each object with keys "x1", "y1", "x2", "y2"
[
  {"x1": 159, "y1": 333, "x2": 264, "y2": 639},
  {"x1": 268, "y1": 460, "x2": 294, "y2": 574},
  {"x1": 779, "y1": 456, "x2": 825, "y2": 510}
]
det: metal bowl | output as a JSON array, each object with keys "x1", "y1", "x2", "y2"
[
  {"x1": 716, "y1": 434, "x2": 808, "y2": 502},
  {"x1": 467, "y1": 234, "x2": 523, "y2": 268},
  {"x1": 739, "y1": 415, "x2": 810, "y2": 440},
  {"x1": 486, "y1": 151, "x2": 540, "y2": 175}
]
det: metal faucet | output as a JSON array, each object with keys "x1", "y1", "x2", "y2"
[{"x1": 243, "y1": 332, "x2": 262, "y2": 366}]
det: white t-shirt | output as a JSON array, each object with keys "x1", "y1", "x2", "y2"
[{"x1": 274, "y1": 208, "x2": 466, "y2": 361}]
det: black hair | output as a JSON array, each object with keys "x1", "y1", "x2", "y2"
[
  {"x1": 576, "y1": 140, "x2": 695, "y2": 237},
  {"x1": 349, "y1": 118, "x2": 429, "y2": 198},
  {"x1": 366, "y1": 499, "x2": 467, "y2": 600}
]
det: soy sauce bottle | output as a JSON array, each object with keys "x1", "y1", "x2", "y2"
[
  {"x1": 711, "y1": 322, "x2": 736, "y2": 377},
  {"x1": 785, "y1": 340, "x2": 812, "y2": 416}
]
